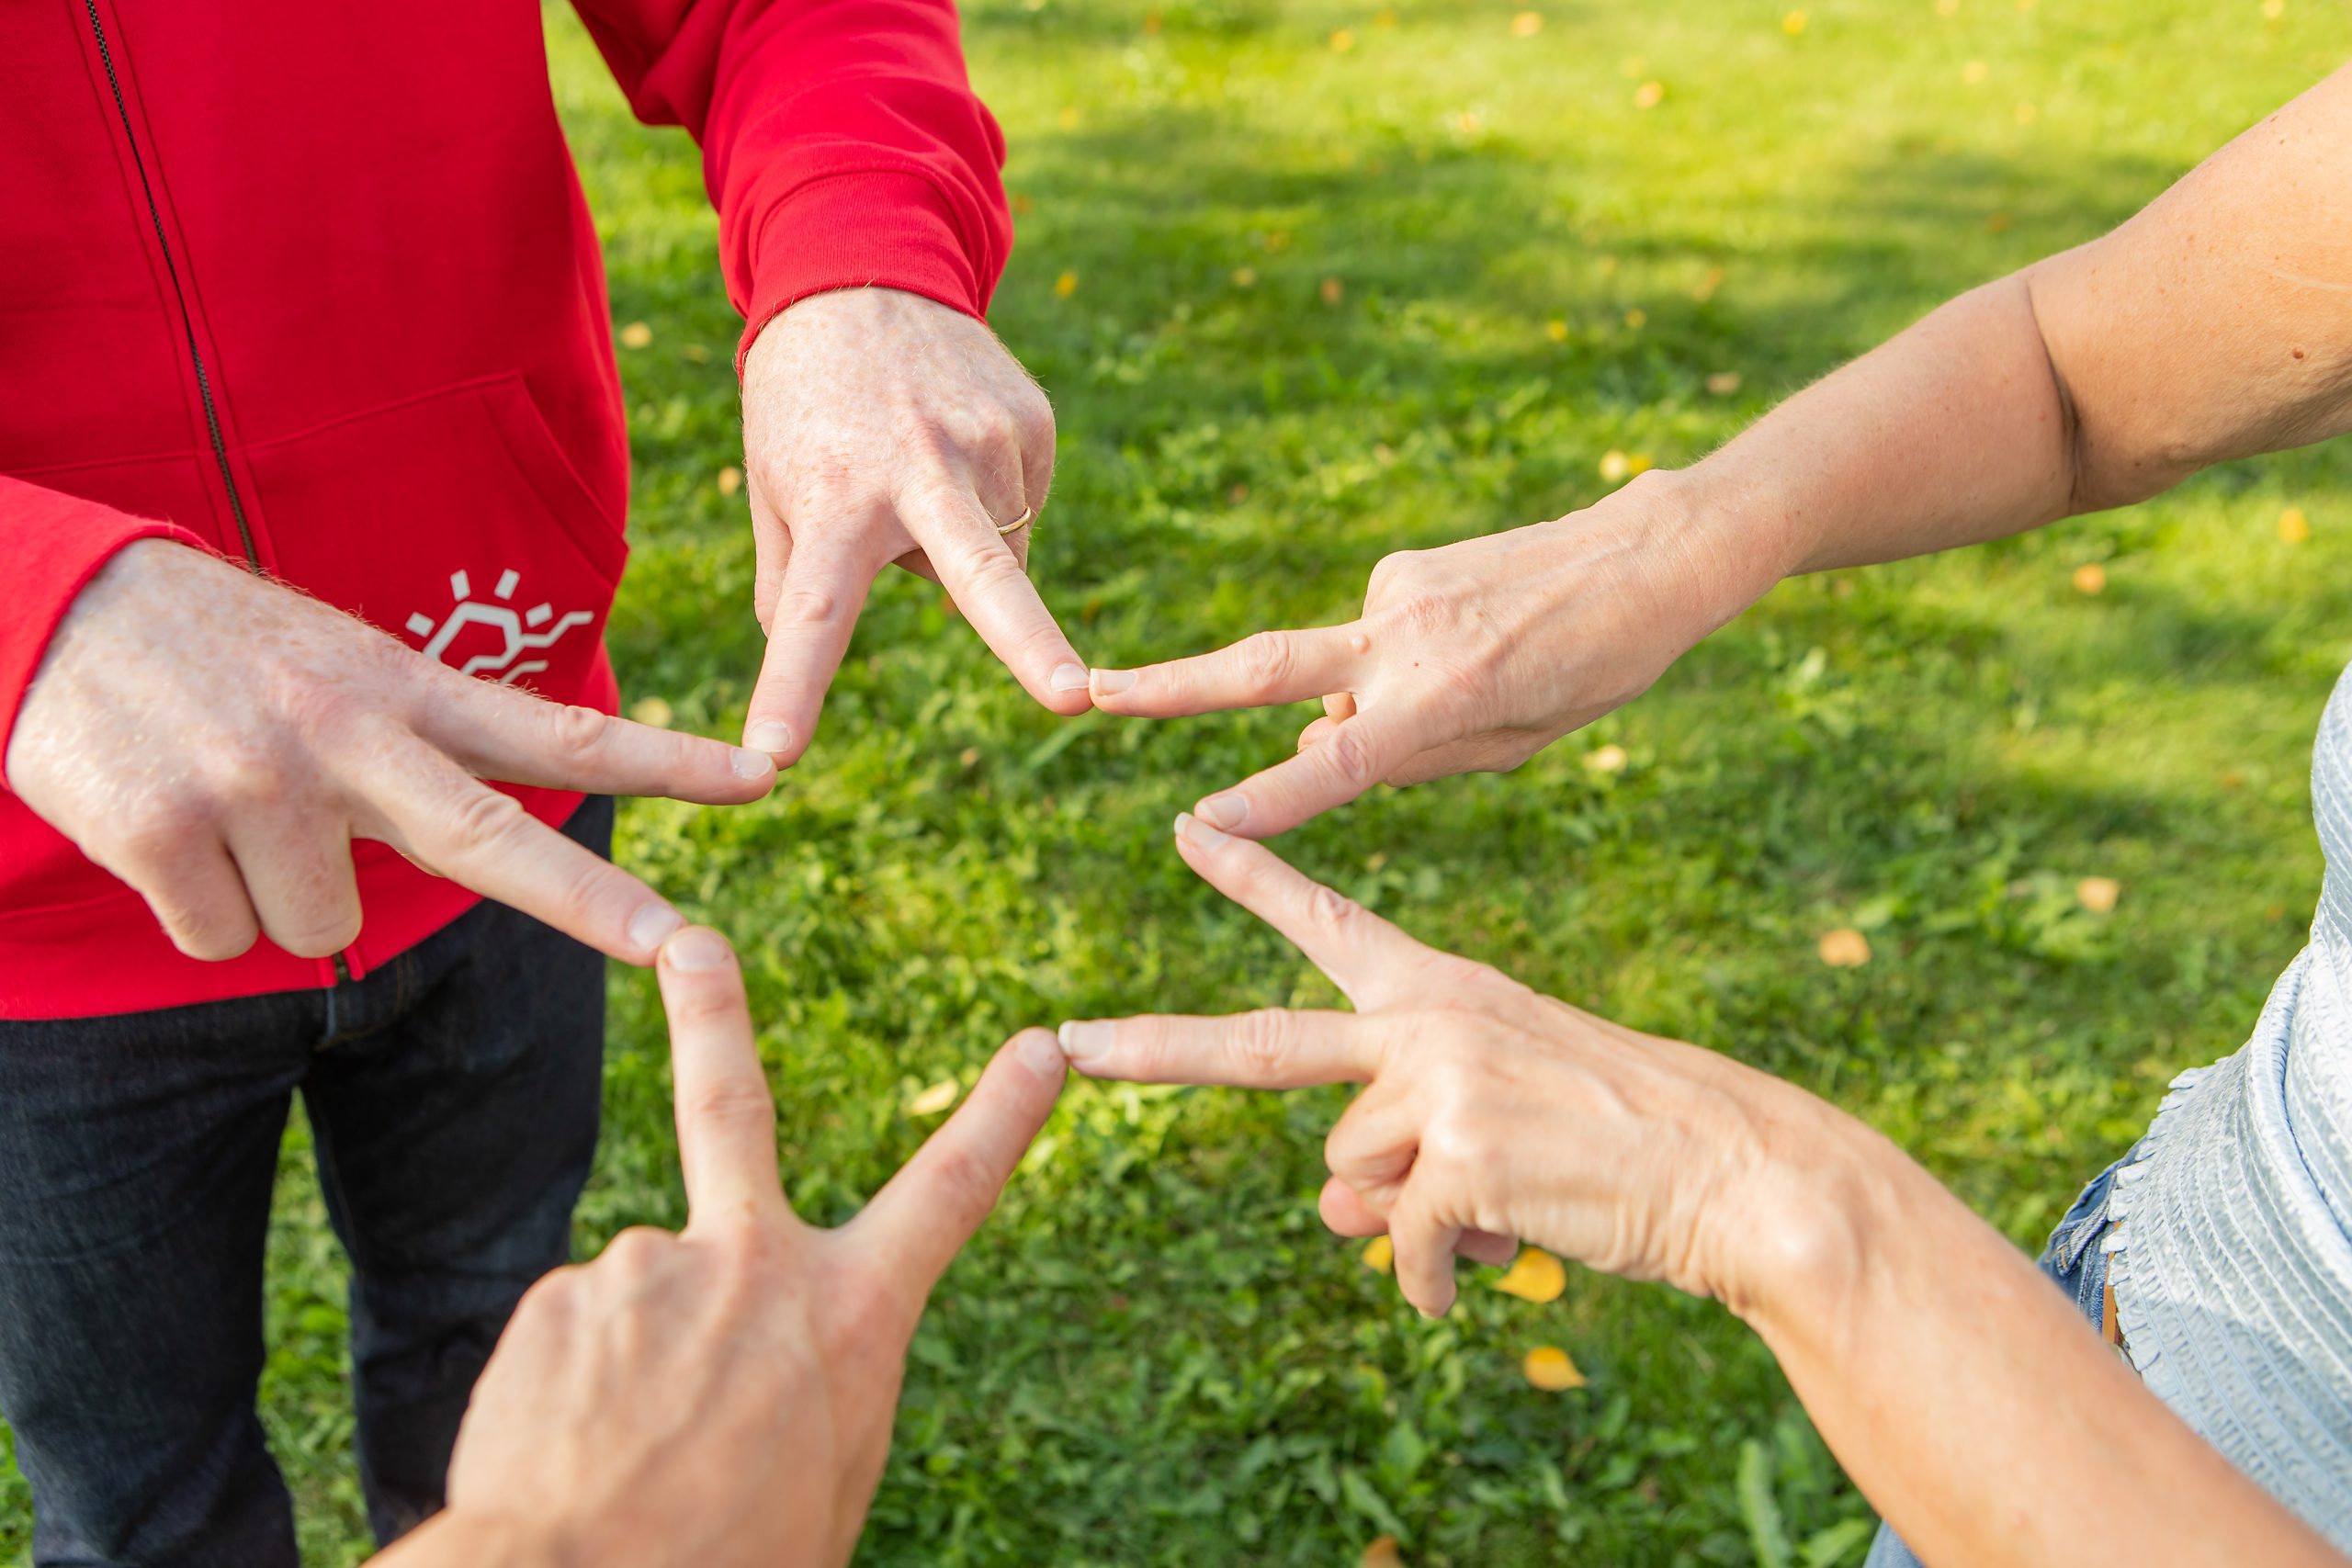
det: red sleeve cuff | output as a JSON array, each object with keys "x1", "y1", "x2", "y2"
[
  {"x1": 734, "y1": 169, "x2": 989, "y2": 374},
  {"x1": 1, "y1": 487, "x2": 209, "y2": 784}
]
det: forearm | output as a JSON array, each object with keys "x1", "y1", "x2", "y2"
[
  {"x1": 1662, "y1": 272, "x2": 2078, "y2": 584},
  {"x1": 1741, "y1": 1128, "x2": 2343, "y2": 1568}
]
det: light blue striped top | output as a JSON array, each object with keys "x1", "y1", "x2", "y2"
[{"x1": 2106, "y1": 661, "x2": 2352, "y2": 1545}]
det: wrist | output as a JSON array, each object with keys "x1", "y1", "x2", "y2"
[
  {"x1": 1704, "y1": 1091, "x2": 1920, "y2": 1355},
  {"x1": 1641, "y1": 460, "x2": 1815, "y2": 609}
]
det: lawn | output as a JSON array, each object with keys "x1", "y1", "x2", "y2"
[{"x1": 7, "y1": 1, "x2": 2351, "y2": 1563}]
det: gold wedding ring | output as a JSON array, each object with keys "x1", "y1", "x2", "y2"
[{"x1": 995, "y1": 504, "x2": 1037, "y2": 536}]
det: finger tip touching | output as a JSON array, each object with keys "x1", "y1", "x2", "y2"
[{"x1": 655, "y1": 923, "x2": 736, "y2": 976}]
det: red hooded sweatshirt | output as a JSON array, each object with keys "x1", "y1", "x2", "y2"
[{"x1": 0, "y1": 0, "x2": 1012, "y2": 1019}]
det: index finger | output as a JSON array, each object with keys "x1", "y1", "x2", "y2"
[
  {"x1": 1056, "y1": 1007, "x2": 1384, "y2": 1088},
  {"x1": 1087, "y1": 624, "x2": 1373, "y2": 717},
  {"x1": 657, "y1": 927, "x2": 789, "y2": 1235},
  {"x1": 900, "y1": 480, "x2": 1092, "y2": 716},
  {"x1": 849, "y1": 1027, "x2": 1066, "y2": 1291},
  {"x1": 1166, "y1": 812, "x2": 1439, "y2": 1010},
  {"x1": 422, "y1": 671, "x2": 775, "y2": 805}
]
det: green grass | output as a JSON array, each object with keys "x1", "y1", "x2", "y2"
[{"x1": 8, "y1": 2, "x2": 2352, "y2": 1562}]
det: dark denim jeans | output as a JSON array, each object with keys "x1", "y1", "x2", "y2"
[
  {"x1": 0, "y1": 796, "x2": 610, "y2": 1567},
  {"x1": 1861, "y1": 1145, "x2": 2135, "y2": 1568}
]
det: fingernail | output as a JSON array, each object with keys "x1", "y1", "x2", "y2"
[
  {"x1": 1015, "y1": 1028, "x2": 1065, "y2": 1076},
  {"x1": 662, "y1": 926, "x2": 731, "y2": 972},
  {"x1": 628, "y1": 904, "x2": 685, "y2": 954},
  {"x1": 1057, "y1": 1020, "x2": 1114, "y2": 1067},
  {"x1": 746, "y1": 721, "x2": 794, "y2": 757},
  {"x1": 729, "y1": 747, "x2": 774, "y2": 781},
  {"x1": 1174, "y1": 810, "x2": 1228, "y2": 848},
  {"x1": 1048, "y1": 662, "x2": 1091, "y2": 694},
  {"x1": 1197, "y1": 792, "x2": 1249, "y2": 831},
  {"x1": 1091, "y1": 668, "x2": 1137, "y2": 696}
]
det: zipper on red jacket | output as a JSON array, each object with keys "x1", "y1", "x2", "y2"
[{"x1": 78, "y1": 0, "x2": 260, "y2": 570}]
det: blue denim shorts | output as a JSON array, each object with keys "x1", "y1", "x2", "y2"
[{"x1": 1860, "y1": 1147, "x2": 2134, "y2": 1568}]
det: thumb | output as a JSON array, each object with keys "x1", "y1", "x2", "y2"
[{"x1": 848, "y1": 1028, "x2": 1066, "y2": 1292}]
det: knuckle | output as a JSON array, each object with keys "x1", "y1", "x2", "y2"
[
  {"x1": 774, "y1": 584, "x2": 841, "y2": 626},
  {"x1": 546, "y1": 703, "x2": 613, "y2": 761},
  {"x1": 1308, "y1": 883, "x2": 1365, "y2": 933},
  {"x1": 1319, "y1": 724, "x2": 1382, "y2": 788},
  {"x1": 922, "y1": 1142, "x2": 1000, "y2": 1224},
  {"x1": 1227, "y1": 1008, "x2": 1294, "y2": 1078},
  {"x1": 1390, "y1": 591, "x2": 1457, "y2": 639},
  {"x1": 438, "y1": 786, "x2": 529, "y2": 859},
  {"x1": 1232, "y1": 631, "x2": 1296, "y2": 697},
  {"x1": 601, "y1": 1226, "x2": 673, "y2": 1280},
  {"x1": 1367, "y1": 549, "x2": 1419, "y2": 592},
  {"x1": 683, "y1": 1076, "x2": 776, "y2": 1135},
  {"x1": 112, "y1": 799, "x2": 208, "y2": 866}
]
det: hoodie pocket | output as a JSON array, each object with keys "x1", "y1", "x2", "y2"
[{"x1": 241, "y1": 374, "x2": 626, "y2": 702}]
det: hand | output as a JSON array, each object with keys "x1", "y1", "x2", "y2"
[
  {"x1": 1057, "y1": 814, "x2": 1851, "y2": 1317},
  {"x1": 737, "y1": 288, "x2": 1089, "y2": 766},
  {"x1": 417, "y1": 927, "x2": 1066, "y2": 1568},
  {"x1": 1086, "y1": 473, "x2": 1775, "y2": 836},
  {"x1": 4, "y1": 539, "x2": 775, "y2": 964}
]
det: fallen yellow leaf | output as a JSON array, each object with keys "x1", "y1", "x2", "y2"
[
  {"x1": 1510, "y1": 10, "x2": 1544, "y2": 36},
  {"x1": 617, "y1": 321, "x2": 653, "y2": 349},
  {"x1": 2076, "y1": 876, "x2": 2121, "y2": 914},
  {"x1": 1523, "y1": 1346, "x2": 1586, "y2": 1390},
  {"x1": 716, "y1": 465, "x2": 743, "y2": 498},
  {"x1": 1055, "y1": 270, "x2": 1079, "y2": 299},
  {"x1": 907, "y1": 1078, "x2": 961, "y2": 1117},
  {"x1": 1362, "y1": 1537, "x2": 1406, "y2": 1568},
  {"x1": 1362, "y1": 1235, "x2": 1395, "y2": 1274},
  {"x1": 1493, "y1": 1247, "x2": 1568, "y2": 1303},
  {"x1": 2281, "y1": 505, "x2": 2312, "y2": 544},
  {"x1": 2072, "y1": 562, "x2": 2107, "y2": 595},
  {"x1": 1818, "y1": 928, "x2": 1871, "y2": 968}
]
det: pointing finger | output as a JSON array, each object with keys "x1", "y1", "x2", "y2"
[
  {"x1": 1088, "y1": 624, "x2": 1373, "y2": 717},
  {"x1": 423, "y1": 674, "x2": 775, "y2": 805},
  {"x1": 1056, "y1": 1007, "x2": 1383, "y2": 1088},
  {"x1": 900, "y1": 479, "x2": 1090, "y2": 716},
  {"x1": 659, "y1": 927, "x2": 790, "y2": 1235},
  {"x1": 851, "y1": 1028, "x2": 1066, "y2": 1292},
  {"x1": 357, "y1": 740, "x2": 684, "y2": 964},
  {"x1": 1168, "y1": 813, "x2": 1438, "y2": 1010}
]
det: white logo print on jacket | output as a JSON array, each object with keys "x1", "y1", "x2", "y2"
[{"x1": 404, "y1": 569, "x2": 592, "y2": 686}]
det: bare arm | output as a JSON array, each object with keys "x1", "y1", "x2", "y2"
[
  {"x1": 1085, "y1": 62, "x2": 2352, "y2": 834},
  {"x1": 1718, "y1": 61, "x2": 2352, "y2": 573},
  {"x1": 1063, "y1": 824, "x2": 2346, "y2": 1568}
]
